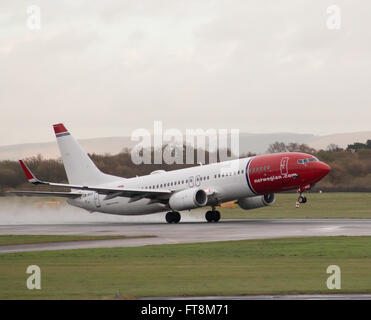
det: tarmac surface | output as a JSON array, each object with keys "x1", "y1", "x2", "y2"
[{"x1": 1, "y1": 218, "x2": 371, "y2": 254}]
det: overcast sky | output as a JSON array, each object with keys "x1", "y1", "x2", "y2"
[{"x1": 0, "y1": 0, "x2": 370, "y2": 146}]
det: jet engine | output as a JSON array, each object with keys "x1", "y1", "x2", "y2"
[
  {"x1": 169, "y1": 188, "x2": 208, "y2": 211},
  {"x1": 237, "y1": 193, "x2": 276, "y2": 210}
]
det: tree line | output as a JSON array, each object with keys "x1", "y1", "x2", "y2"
[{"x1": 0, "y1": 141, "x2": 370, "y2": 194}]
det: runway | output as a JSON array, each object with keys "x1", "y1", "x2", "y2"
[{"x1": 1, "y1": 218, "x2": 371, "y2": 254}]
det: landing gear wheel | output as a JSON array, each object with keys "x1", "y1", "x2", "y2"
[
  {"x1": 298, "y1": 195, "x2": 307, "y2": 204},
  {"x1": 213, "y1": 210, "x2": 221, "y2": 222},
  {"x1": 205, "y1": 210, "x2": 221, "y2": 223},
  {"x1": 205, "y1": 211, "x2": 213, "y2": 222},
  {"x1": 166, "y1": 211, "x2": 181, "y2": 223}
]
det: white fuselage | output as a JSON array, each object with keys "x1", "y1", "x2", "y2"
[{"x1": 68, "y1": 157, "x2": 254, "y2": 215}]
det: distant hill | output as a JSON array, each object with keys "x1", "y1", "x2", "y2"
[
  {"x1": 0, "y1": 137, "x2": 135, "y2": 161},
  {"x1": 0, "y1": 131, "x2": 369, "y2": 160},
  {"x1": 307, "y1": 132, "x2": 371, "y2": 150}
]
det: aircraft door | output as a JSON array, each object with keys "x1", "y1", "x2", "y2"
[
  {"x1": 94, "y1": 192, "x2": 101, "y2": 208},
  {"x1": 195, "y1": 175, "x2": 201, "y2": 186},
  {"x1": 188, "y1": 176, "x2": 194, "y2": 188}
]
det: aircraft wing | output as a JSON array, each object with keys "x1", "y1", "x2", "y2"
[
  {"x1": 15, "y1": 160, "x2": 172, "y2": 199},
  {"x1": 8, "y1": 191, "x2": 82, "y2": 198}
]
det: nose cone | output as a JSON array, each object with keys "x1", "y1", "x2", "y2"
[{"x1": 317, "y1": 162, "x2": 331, "y2": 178}]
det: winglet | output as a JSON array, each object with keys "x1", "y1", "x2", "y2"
[
  {"x1": 19, "y1": 160, "x2": 41, "y2": 184},
  {"x1": 53, "y1": 123, "x2": 70, "y2": 137}
]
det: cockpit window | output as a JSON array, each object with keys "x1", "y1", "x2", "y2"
[{"x1": 297, "y1": 157, "x2": 319, "y2": 164}]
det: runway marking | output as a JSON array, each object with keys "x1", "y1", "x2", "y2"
[
  {"x1": 165, "y1": 238, "x2": 179, "y2": 244},
  {"x1": 315, "y1": 226, "x2": 342, "y2": 232}
]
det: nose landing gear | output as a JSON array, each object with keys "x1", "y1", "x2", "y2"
[
  {"x1": 298, "y1": 195, "x2": 307, "y2": 203},
  {"x1": 296, "y1": 192, "x2": 307, "y2": 208},
  {"x1": 296, "y1": 185, "x2": 310, "y2": 207}
]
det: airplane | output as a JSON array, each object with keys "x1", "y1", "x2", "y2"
[{"x1": 10, "y1": 123, "x2": 331, "y2": 223}]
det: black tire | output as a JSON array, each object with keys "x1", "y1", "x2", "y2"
[
  {"x1": 206, "y1": 210, "x2": 221, "y2": 223},
  {"x1": 166, "y1": 212, "x2": 174, "y2": 223},
  {"x1": 166, "y1": 211, "x2": 181, "y2": 223},
  {"x1": 213, "y1": 210, "x2": 221, "y2": 222},
  {"x1": 173, "y1": 211, "x2": 181, "y2": 223},
  {"x1": 205, "y1": 211, "x2": 213, "y2": 223}
]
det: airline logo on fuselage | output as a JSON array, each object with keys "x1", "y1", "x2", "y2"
[{"x1": 280, "y1": 157, "x2": 289, "y2": 176}]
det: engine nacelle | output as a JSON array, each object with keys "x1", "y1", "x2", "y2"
[
  {"x1": 169, "y1": 188, "x2": 208, "y2": 211},
  {"x1": 237, "y1": 193, "x2": 276, "y2": 210}
]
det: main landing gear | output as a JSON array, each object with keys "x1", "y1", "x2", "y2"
[
  {"x1": 165, "y1": 211, "x2": 181, "y2": 223},
  {"x1": 205, "y1": 208, "x2": 221, "y2": 223},
  {"x1": 165, "y1": 208, "x2": 221, "y2": 223}
]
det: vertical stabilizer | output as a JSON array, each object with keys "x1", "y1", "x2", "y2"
[{"x1": 53, "y1": 123, "x2": 118, "y2": 185}]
